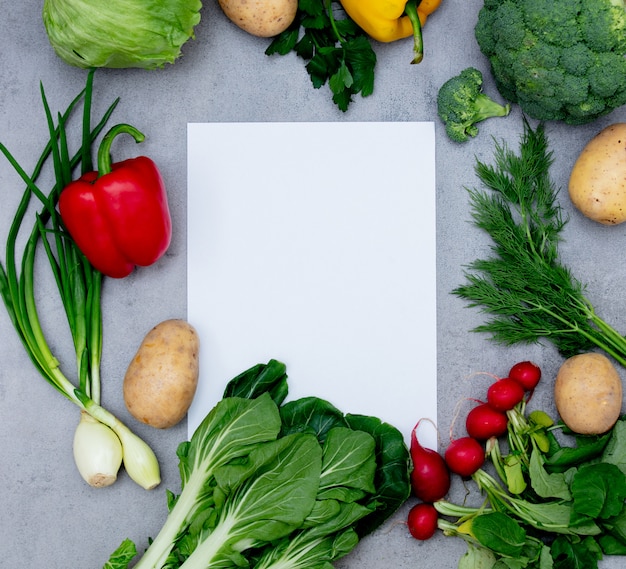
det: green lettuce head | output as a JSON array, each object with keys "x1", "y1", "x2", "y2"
[{"x1": 42, "y1": 0, "x2": 202, "y2": 69}]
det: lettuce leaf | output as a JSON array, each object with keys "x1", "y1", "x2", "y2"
[{"x1": 42, "y1": 0, "x2": 202, "y2": 69}]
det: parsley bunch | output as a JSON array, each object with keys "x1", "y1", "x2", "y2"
[{"x1": 266, "y1": 0, "x2": 377, "y2": 111}]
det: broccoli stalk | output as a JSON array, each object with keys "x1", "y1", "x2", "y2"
[{"x1": 437, "y1": 67, "x2": 511, "y2": 143}]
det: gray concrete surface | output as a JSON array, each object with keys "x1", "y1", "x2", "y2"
[{"x1": 2, "y1": 0, "x2": 626, "y2": 567}]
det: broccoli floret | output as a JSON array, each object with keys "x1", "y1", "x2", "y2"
[
  {"x1": 437, "y1": 67, "x2": 511, "y2": 143},
  {"x1": 580, "y1": 1, "x2": 626, "y2": 52},
  {"x1": 559, "y1": 43, "x2": 594, "y2": 76},
  {"x1": 522, "y1": 0, "x2": 581, "y2": 48},
  {"x1": 588, "y1": 52, "x2": 626, "y2": 98},
  {"x1": 475, "y1": 0, "x2": 626, "y2": 124}
]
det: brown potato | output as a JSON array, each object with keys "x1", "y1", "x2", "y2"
[
  {"x1": 218, "y1": 0, "x2": 297, "y2": 37},
  {"x1": 568, "y1": 123, "x2": 626, "y2": 225},
  {"x1": 554, "y1": 352, "x2": 623, "y2": 435},
  {"x1": 123, "y1": 319, "x2": 200, "y2": 429}
]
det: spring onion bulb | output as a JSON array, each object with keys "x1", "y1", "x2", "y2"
[
  {"x1": 73, "y1": 411, "x2": 122, "y2": 487},
  {"x1": 115, "y1": 423, "x2": 161, "y2": 490},
  {"x1": 86, "y1": 402, "x2": 161, "y2": 490}
]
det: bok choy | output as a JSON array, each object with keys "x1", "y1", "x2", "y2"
[
  {"x1": 0, "y1": 70, "x2": 160, "y2": 490},
  {"x1": 105, "y1": 359, "x2": 411, "y2": 568}
]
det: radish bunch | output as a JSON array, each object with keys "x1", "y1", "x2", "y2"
[{"x1": 406, "y1": 360, "x2": 541, "y2": 541}]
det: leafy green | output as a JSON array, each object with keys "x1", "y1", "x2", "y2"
[
  {"x1": 345, "y1": 413, "x2": 411, "y2": 536},
  {"x1": 279, "y1": 398, "x2": 411, "y2": 536},
  {"x1": 104, "y1": 360, "x2": 410, "y2": 569},
  {"x1": 102, "y1": 539, "x2": 137, "y2": 569},
  {"x1": 222, "y1": 359, "x2": 411, "y2": 534},
  {"x1": 222, "y1": 358, "x2": 288, "y2": 405},
  {"x1": 529, "y1": 447, "x2": 572, "y2": 501},
  {"x1": 434, "y1": 411, "x2": 626, "y2": 567},
  {"x1": 266, "y1": 0, "x2": 376, "y2": 111},
  {"x1": 178, "y1": 433, "x2": 323, "y2": 568},
  {"x1": 457, "y1": 543, "x2": 497, "y2": 569},
  {"x1": 600, "y1": 506, "x2": 626, "y2": 554},
  {"x1": 42, "y1": 0, "x2": 202, "y2": 69},
  {"x1": 128, "y1": 393, "x2": 282, "y2": 569},
  {"x1": 281, "y1": 396, "x2": 346, "y2": 439},
  {"x1": 253, "y1": 524, "x2": 359, "y2": 569},
  {"x1": 315, "y1": 427, "x2": 376, "y2": 500},
  {"x1": 544, "y1": 429, "x2": 611, "y2": 473},
  {"x1": 602, "y1": 418, "x2": 626, "y2": 476},
  {"x1": 250, "y1": 428, "x2": 378, "y2": 569},
  {"x1": 551, "y1": 535, "x2": 603, "y2": 569},
  {"x1": 471, "y1": 511, "x2": 527, "y2": 557},
  {"x1": 571, "y1": 464, "x2": 626, "y2": 521}
]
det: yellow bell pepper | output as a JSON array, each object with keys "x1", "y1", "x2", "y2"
[{"x1": 339, "y1": 0, "x2": 442, "y2": 63}]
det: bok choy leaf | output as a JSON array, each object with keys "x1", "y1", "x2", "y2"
[
  {"x1": 105, "y1": 361, "x2": 411, "y2": 569},
  {"x1": 132, "y1": 393, "x2": 282, "y2": 569}
]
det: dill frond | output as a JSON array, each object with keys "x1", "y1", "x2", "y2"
[{"x1": 453, "y1": 119, "x2": 626, "y2": 367}]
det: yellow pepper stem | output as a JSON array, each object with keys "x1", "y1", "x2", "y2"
[{"x1": 404, "y1": 0, "x2": 424, "y2": 64}]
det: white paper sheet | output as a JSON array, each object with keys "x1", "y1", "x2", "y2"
[{"x1": 187, "y1": 121, "x2": 437, "y2": 448}]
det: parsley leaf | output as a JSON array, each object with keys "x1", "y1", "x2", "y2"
[{"x1": 265, "y1": 0, "x2": 377, "y2": 111}]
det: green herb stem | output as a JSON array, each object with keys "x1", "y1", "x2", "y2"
[
  {"x1": 454, "y1": 120, "x2": 626, "y2": 368},
  {"x1": 434, "y1": 499, "x2": 492, "y2": 520},
  {"x1": 325, "y1": 0, "x2": 344, "y2": 44},
  {"x1": 471, "y1": 468, "x2": 593, "y2": 535},
  {"x1": 88, "y1": 269, "x2": 103, "y2": 404},
  {"x1": 435, "y1": 517, "x2": 477, "y2": 540},
  {"x1": 486, "y1": 437, "x2": 509, "y2": 487}
]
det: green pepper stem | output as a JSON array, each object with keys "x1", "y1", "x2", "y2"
[
  {"x1": 97, "y1": 123, "x2": 145, "y2": 177},
  {"x1": 404, "y1": 0, "x2": 424, "y2": 64}
]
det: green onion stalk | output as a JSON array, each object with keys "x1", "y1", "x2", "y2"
[{"x1": 0, "y1": 70, "x2": 160, "y2": 490}]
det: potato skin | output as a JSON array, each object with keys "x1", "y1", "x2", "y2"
[
  {"x1": 568, "y1": 123, "x2": 626, "y2": 225},
  {"x1": 123, "y1": 319, "x2": 200, "y2": 429},
  {"x1": 218, "y1": 0, "x2": 297, "y2": 37},
  {"x1": 554, "y1": 353, "x2": 623, "y2": 435}
]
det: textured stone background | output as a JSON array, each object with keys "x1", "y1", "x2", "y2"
[{"x1": 2, "y1": 1, "x2": 626, "y2": 567}]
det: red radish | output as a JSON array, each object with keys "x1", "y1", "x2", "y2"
[
  {"x1": 407, "y1": 503, "x2": 439, "y2": 540},
  {"x1": 410, "y1": 420, "x2": 451, "y2": 502},
  {"x1": 508, "y1": 361, "x2": 542, "y2": 391},
  {"x1": 445, "y1": 437, "x2": 485, "y2": 477},
  {"x1": 466, "y1": 403, "x2": 508, "y2": 440},
  {"x1": 487, "y1": 377, "x2": 525, "y2": 411}
]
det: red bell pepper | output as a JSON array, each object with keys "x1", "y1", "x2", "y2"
[{"x1": 59, "y1": 123, "x2": 172, "y2": 278}]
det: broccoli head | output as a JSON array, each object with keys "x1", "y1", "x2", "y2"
[
  {"x1": 437, "y1": 67, "x2": 511, "y2": 143},
  {"x1": 475, "y1": 0, "x2": 626, "y2": 124}
]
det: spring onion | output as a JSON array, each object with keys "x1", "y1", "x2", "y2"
[
  {"x1": 74, "y1": 411, "x2": 123, "y2": 487},
  {"x1": 0, "y1": 70, "x2": 160, "y2": 490}
]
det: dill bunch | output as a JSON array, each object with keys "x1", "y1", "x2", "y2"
[{"x1": 453, "y1": 119, "x2": 626, "y2": 367}]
